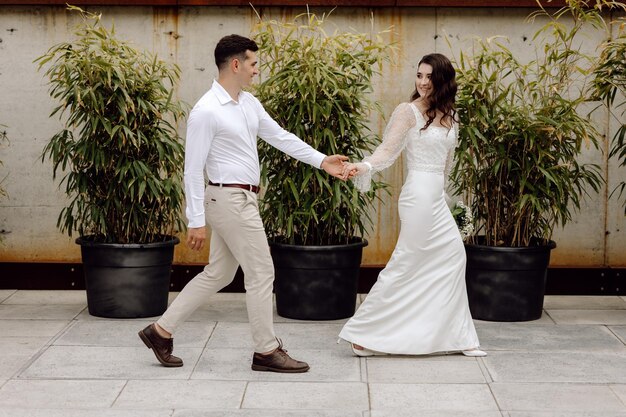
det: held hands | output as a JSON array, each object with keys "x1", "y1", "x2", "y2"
[
  {"x1": 341, "y1": 162, "x2": 367, "y2": 180},
  {"x1": 186, "y1": 226, "x2": 206, "y2": 251},
  {"x1": 321, "y1": 155, "x2": 349, "y2": 180},
  {"x1": 321, "y1": 155, "x2": 365, "y2": 181}
]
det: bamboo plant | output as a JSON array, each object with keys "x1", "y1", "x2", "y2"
[
  {"x1": 36, "y1": 6, "x2": 186, "y2": 244},
  {"x1": 450, "y1": 0, "x2": 611, "y2": 247},
  {"x1": 594, "y1": 13, "x2": 626, "y2": 214},
  {"x1": 252, "y1": 12, "x2": 393, "y2": 245}
]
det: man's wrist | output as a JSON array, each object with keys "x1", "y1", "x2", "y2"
[{"x1": 187, "y1": 220, "x2": 205, "y2": 229}]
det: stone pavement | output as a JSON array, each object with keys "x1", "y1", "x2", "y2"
[{"x1": 1, "y1": 290, "x2": 626, "y2": 416}]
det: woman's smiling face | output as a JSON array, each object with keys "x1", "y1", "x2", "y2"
[{"x1": 415, "y1": 63, "x2": 434, "y2": 99}]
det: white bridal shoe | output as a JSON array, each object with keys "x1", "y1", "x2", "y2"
[
  {"x1": 351, "y1": 344, "x2": 389, "y2": 357},
  {"x1": 461, "y1": 348, "x2": 487, "y2": 357}
]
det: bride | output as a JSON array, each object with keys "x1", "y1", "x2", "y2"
[{"x1": 339, "y1": 53, "x2": 485, "y2": 358}]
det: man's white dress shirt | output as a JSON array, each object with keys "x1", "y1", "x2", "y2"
[{"x1": 184, "y1": 80, "x2": 326, "y2": 228}]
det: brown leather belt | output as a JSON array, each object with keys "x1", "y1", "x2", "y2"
[{"x1": 208, "y1": 180, "x2": 260, "y2": 194}]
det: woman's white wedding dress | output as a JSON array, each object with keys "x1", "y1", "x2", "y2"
[{"x1": 338, "y1": 102, "x2": 480, "y2": 354}]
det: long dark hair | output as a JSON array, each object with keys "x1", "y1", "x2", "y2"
[{"x1": 410, "y1": 53, "x2": 457, "y2": 130}]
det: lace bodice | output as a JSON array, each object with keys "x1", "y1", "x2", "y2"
[{"x1": 353, "y1": 102, "x2": 458, "y2": 192}]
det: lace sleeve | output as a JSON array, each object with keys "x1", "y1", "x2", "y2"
[
  {"x1": 443, "y1": 122, "x2": 458, "y2": 207},
  {"x1": 353, "y1": 103, "x2": 418, "y2": 192},
  {"x1": 444, "y1": 122, "x2": 458, "y2": 185}
]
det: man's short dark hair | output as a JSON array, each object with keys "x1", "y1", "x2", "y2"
[{"x1": 214, "y1": 34, "x2": 259, "y2": 70}]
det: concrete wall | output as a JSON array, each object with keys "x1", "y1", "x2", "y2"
[{"x1": 0, "y1": 5, "x2": 624, "y2": 267}]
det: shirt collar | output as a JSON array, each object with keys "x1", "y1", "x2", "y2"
[{"x1": 212, "y1": 79, "x2": 242, "y2": 105}]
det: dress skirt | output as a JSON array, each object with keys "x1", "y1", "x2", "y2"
[{"x1": 338, "y1": 170, "x2": 480, "y2": 354}]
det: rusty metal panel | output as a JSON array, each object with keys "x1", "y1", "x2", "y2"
[
  {"x1": 0, "y1": 0, "x2": 176, "y2": 4},
  {"x1": 0, "y1": 5, "x2": 623, "y2": 267},
  {"x1": 396, "y1": 0, "x2": 568, "y2": 6},
  {"x1": 0, "y1": 0, "x2": 574, "y2": 5},
  {"x1": 180, "y1": 0, "x2": 396, "y2": 5}
]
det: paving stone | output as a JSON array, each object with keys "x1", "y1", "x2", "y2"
[
  {"x1": 607, "y1": 326, "x2": 626, "y2": 345},
  {"x1": 369, "y1": 383, "x2": 498, "y2": 411},
  {"x1": 73, "y1": 310, "x2": 155, "y2": 321},
  {"x1": 359, "y1": 354, "x2": 368, "y2": 382},
  {"x1": 206, "y1": 322, "x2": 347, "y2": 350},
  {"x1": 0, "y1": 355, "x2": 36, "y2": 379},
  {"x1": 271, "y1": 323, "x2": 347, "y2": 349},
  {"x1": 0, "y1": 410, "x2": 172, "y2": 417},
  {"x1": 273, "y1": 315, "x2": 353, "y2": 325},
  {"x1": 168, "y1": 291, "x2": 181, "y2": 303},
  {"x1": 242, "y1": 381, "x2": 368, "y2": 411},
  {"x1": 0, "y1": 379, "x2": 125, "y2": 408},
  {"x1": 0, "y1": 291, "x2": 16, "y2": 303},
  {"x1": 114, "y1": 380, "x2": 245, "y2": 409},
  {"x1": 0, "y1": 337, "x2": 51, "y2": 379},
  {"x1": 508, "y1": 413, "x2": 626, "y2": 417},
  {"x1": 0, "y1": 319, "x2": 70, "y2": 337},
  {"x1": 0, "y1": 336, "x2": 50, "y2": 353},
  {"x1": 546, "y1": 310, "x2": 626, "y2": 324},
  {"x1": 491, "y1": 383, "x2": 625, "y2": 412},
  {"x1": 177, "y1": 293, "x2": 250, "y2": 323},
  {"x1": 370, "y1": 411, "x2": 504, "y2": 417},
  {"x1": 173, "y1": 292, "x2": 245, "y2": 304},
  {"x1": 366, "y1": 356, "x2": 486, "y2": 383},
  {"x1": 3, "y1": 290, "x2": 87, "y2": 305},
  {"x1": 484, "y1": 351, "x2": 626, "y2": 383},
  {"x1": 543, "y1": 296, "x2": 626, "y2": 310},
  {"x1": 474, "y1": 323, "x2": 624, "y2": 351},
  {"x1": 202, "y1": 322, "x2": 260, "y2": 350},
  {"x1": 273, "y1": 296, "x2": 359, "y2": 324},
  {"x1": 55, "y1": 320, "x2": 215, "y2": 348},
  {"x1": 173, "y1": 410, "x2": 360, "y2": 417},
  {"x1": 609, "y1": 384, "x2": 626, "y2": 406},
  {"x1": 187, "y1": 303, "x2": 251, "y2": 323},
  {"x1": 20, "y1": 345, "x2": 202, "y2": 379},
  {"x1": 192, "y1": 348, "x2": 360, "y2": 382},
  {"x1": 0, "y1": 305, "x2": 85, "y2": 320},
  {"x1": 475, "y1": 312, "x2": 555, "y2": 325}
]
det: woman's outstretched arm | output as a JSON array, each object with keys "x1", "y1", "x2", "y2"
[{"x1": 343, "y1": 102, "x2": 419, "y2": 192}]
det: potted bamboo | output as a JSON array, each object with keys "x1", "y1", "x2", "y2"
[
  {"x1": 36, "y1": 7, "x2": 187, "y2": 318},
  {"x1": 450, "y1": 0, "x2": 612, "y2": 321},
  {"x1": 252, "y1": 12, "x2": 393, "y2": 320}
]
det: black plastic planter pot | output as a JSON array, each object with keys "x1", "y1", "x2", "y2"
[
  {"x1": 464, "y1": 239, "x2": 556, "y2": 322},
  {"x1": 270, "y1": 239, "x2": 368, "y2": 320},
  {"x1": 76, "y1": 236, "x2": 179, "y2": 318}
]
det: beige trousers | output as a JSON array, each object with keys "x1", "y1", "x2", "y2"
[{"x1": 157, "y1": 185, "x2": 279, "y2": 353}]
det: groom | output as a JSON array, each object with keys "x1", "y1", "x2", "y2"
[{"x1": 138, "y1": 34, "x2": 348, "y2": 373}]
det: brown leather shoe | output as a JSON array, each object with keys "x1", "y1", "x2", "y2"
[
  {"x1": 138, "y1": 324, "x2": 183, "y2": 367},
  {"x1": 251, "y1": 339, "x2": 309, "y2": 373}
]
